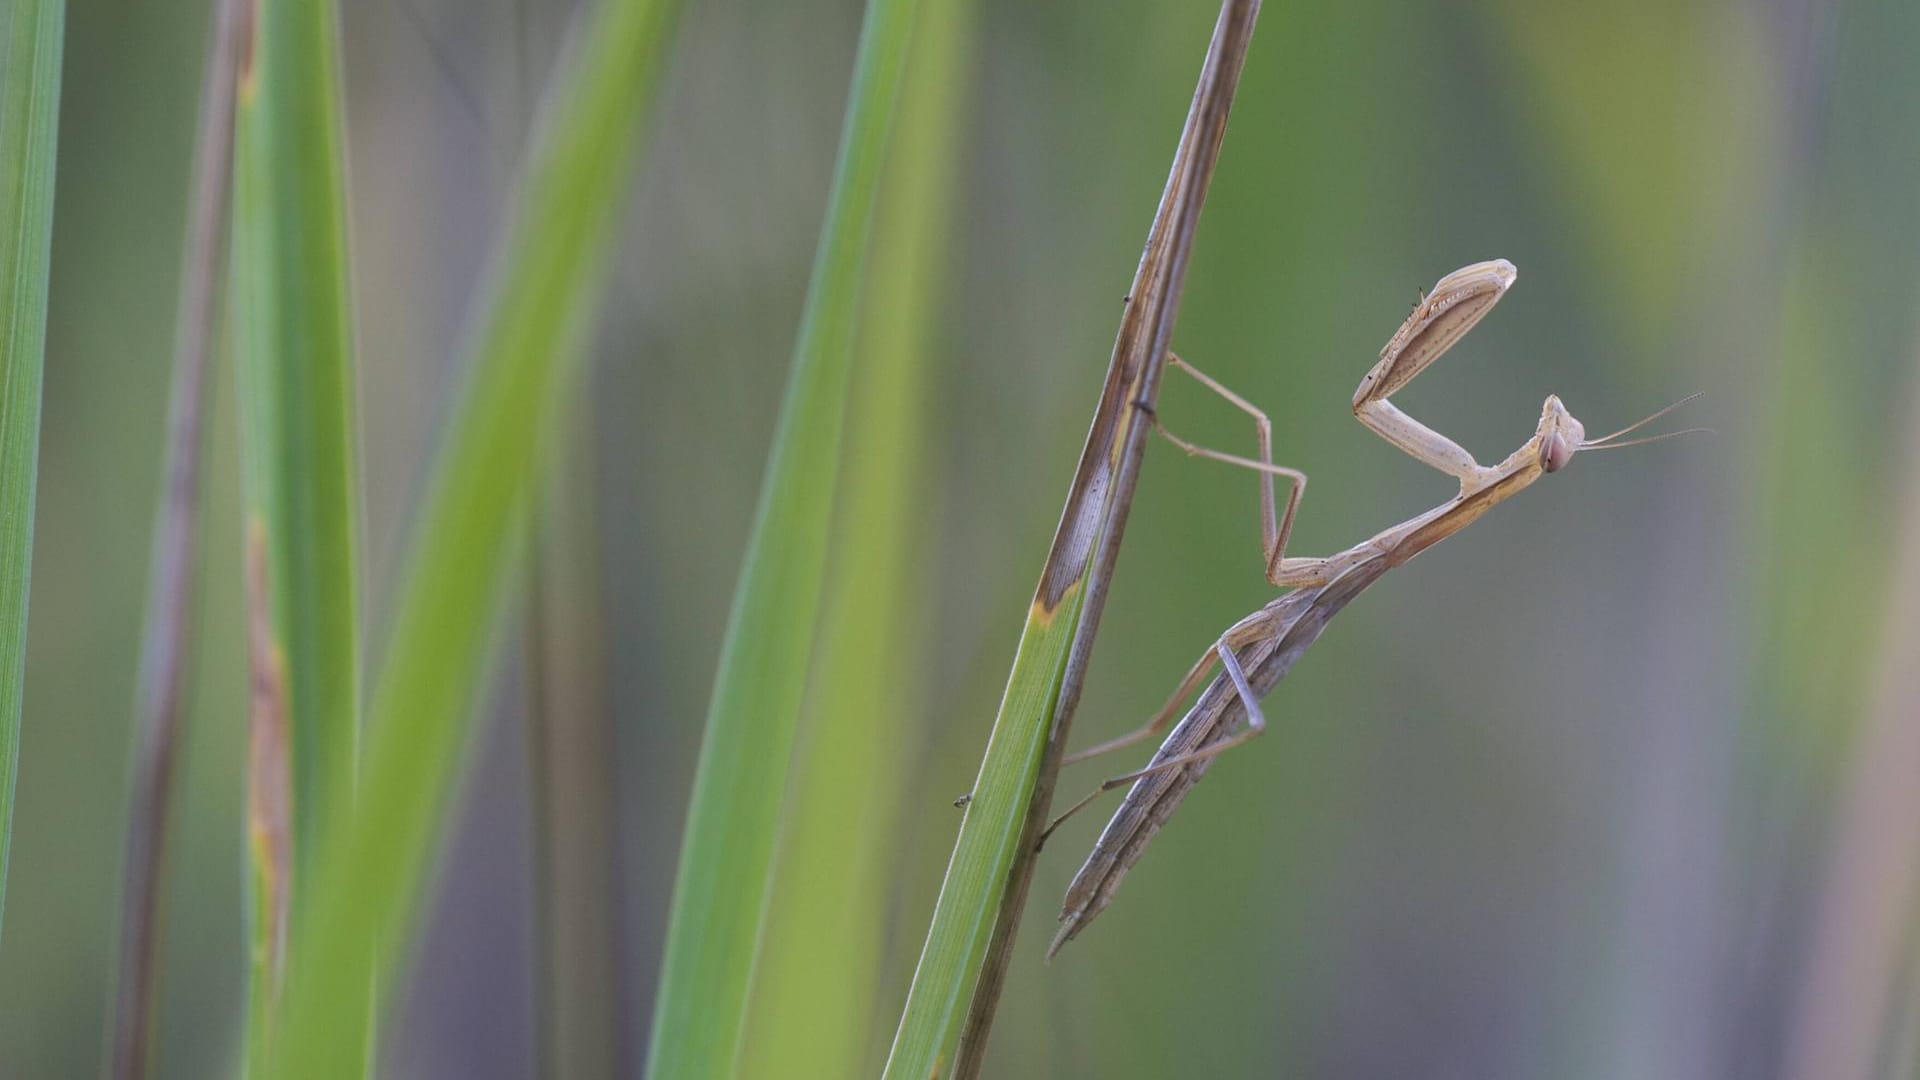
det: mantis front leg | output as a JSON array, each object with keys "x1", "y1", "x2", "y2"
[{"x1": 1350, "y1": 260, "x2": 1517, "y2": 491}]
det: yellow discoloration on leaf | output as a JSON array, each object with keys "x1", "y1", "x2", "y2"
[
  {"x1": 1029, "y1": 579, "x2": 1081, "y2": 627},
  {"x1": 1027, "y1": 598, "x2": 1054, "y2": 627}
]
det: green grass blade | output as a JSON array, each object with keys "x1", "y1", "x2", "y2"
[
  {"x1": 228, "y1": 0, "x2": 362, "y2": 1065},
  {"x1": 641, "y1": 1, "x2": 923, "y2": 1075},
  {"x1": 0, "y1": 0, "x2": 62, "y2": 947},
  {"x1": 261, "y1": 0, "x2": 686, "y2": 1075},
  {"x1": 738, "y1": 0, "x2": 971, "y2": 1074},
  {"x1": 882, "y1": 587, "x2": 1083, "y2": 1078},
  {"x1": 885, "y1": 5, "x2": 1262, "y2": 1074}
]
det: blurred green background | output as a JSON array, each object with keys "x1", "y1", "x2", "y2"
[{"x1": 13, "y1": 0, "x2": 1920, "y2": 1076}]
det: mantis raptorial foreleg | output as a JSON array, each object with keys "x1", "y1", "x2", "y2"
[{"x1": 1349, "y1": 260, "x2": 1517, "y2": 489}]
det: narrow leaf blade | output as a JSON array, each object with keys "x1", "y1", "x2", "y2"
[
  {"x1": 642, "y1": 0, "x2": 925, "y2": 1075},
  {"x1": 263, "y1": 1, "x2": 687, "y2": 1076},
  {"x1": 0, "y1": 0, "x2": 63, "y2": 948},
  {"x1": 228, "y1": 0, "x2": 362, "y2": 1064},
  {"x1": 740, "y1": 0, "x2": 973, "y2": 1072}
]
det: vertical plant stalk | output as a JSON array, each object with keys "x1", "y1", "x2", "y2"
[
  {"x1": 1782, "y1": 330, "x2": 1920, "y2": 1080},
  {"x1": 882, "y1": 4, "x2": 1262, "y2": 1076},
  {"x1": 107, "y1": 2, "x2": 245, "y2": 1075},
  {"x1": 229, "y1": 0, "x2": 363, "y2": 1065},
  {"x1": 261, "y1": 0, "x2": 688, "y2": 1074},
  {"x1": 0, "y1": 0, "x2": 62, "y2": 945},
  {"x1": 525, "y1": 411, "x2": 626, "y2": 1079},
  {"x1": 643, "y1": 0, "x2": 923, "y2": 1076},
  {"x1": 739, "y1": 0, "x2": 970, "y2": 1073}
]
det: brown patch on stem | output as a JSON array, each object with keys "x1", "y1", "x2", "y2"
[
  {"x1": 236, "y1": 0, "x2": 259, "y2": 100},
  {"x1": 107, "y1": 1, "x2": 247, "y2": 1073}
]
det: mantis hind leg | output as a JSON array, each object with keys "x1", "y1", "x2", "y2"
[
  {"x1": 1061, "y1": 603, "x2": 1279, "y2": 770},
  {"x1": 1040, "y1": 634, "x2": 1270, "y2": 846}
]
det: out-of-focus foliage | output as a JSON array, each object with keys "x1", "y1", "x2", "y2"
[
  {"x1": 227, "y1": 0, "x2": 363, "y2": 1065},
  {"x1": 260, "y1": 0, "x2": 687, "y2": 1075},
  {"x1": 742, "y1": 0, "x2": 969, "y2": 1074},
  {"x1": 644, "y1": 0, "x2": 919, "y2": 1074},
  {"x1": 9, "y1": 0, "x2": 1920, "y2": 1077},
  {"x1": 0, "y1": 0, "x2": 62, "y2": 952}
]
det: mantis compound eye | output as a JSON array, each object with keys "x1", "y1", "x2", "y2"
[{"x1": 1542, "y1": 431, "x2": 1574, "y2": 473}]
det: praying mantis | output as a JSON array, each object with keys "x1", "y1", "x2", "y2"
[{"x1": 1044, "y1": 258, "x2": 1700, "y2": 957}]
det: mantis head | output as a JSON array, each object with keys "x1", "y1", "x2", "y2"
[
  {"x1": 1540, "y1": 391, "x2": 1709, "y2": 474},
  {"x1": 1537, "y1": 395, "x2": 1585, "y2": 473}
]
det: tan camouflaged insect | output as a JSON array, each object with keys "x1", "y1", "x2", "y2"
[{"x1": 1045, "y1": 259, "x2": 1701, "y2": 956}]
